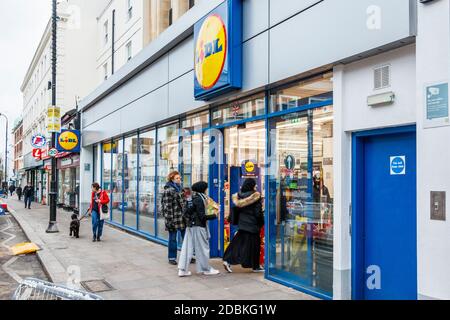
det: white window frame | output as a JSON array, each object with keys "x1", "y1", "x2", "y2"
[
  {"x1": 104, "y1": 20, "x2": 109, "y2": 45},
  {"x1": 103, "y1": 63, "x2": 108, "y2": 80},
  {"x1": 126, "y1": 41, "x2": 132, "y2": 61},
  {"x1": 127, "y1": 0, "x2": 133, "y2": 21}
]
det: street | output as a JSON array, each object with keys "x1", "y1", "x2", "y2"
[{"x1": 0, "y1": 208, "x2": 49, "y2": 299}]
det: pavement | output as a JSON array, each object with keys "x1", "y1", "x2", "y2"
[{"x1": 2, "y1": 198, "x2": 316, "y2": 300}]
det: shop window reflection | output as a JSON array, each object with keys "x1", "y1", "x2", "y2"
[
  {"x1": 270, "y1": 73, "x2": 333, "y2": 113},
  {"x1": 212, "y1": 94, "x2": 266, "y2": 126},
  {"x1": 123, "y1": 135, "x2": 138, "y2": 230},
  {"x1": 156, "y1": 123, "x2": 179, "y2": 240},
  {"x1": 268, "y1": 104, "x2": 334, "y2": 297},
  {"x1": 139, "y1": 130, "x2": 156, "y2": 236},
  {"x1": 111, "y1": 139, "x2": 124, "y2": 225}
]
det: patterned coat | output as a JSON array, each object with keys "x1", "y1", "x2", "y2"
[{"x1": 161, "y1": 183, "x2": 185, "y2": 232}]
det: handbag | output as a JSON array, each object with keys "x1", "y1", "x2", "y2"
[
  {"x1": 204, "y1": 196, "x2": 219, "y2": 220},
  {"x1": 100, "y1": 204, "x2": 109, "y2": 220}
]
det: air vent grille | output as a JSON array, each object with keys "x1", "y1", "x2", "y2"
[{"x1": 374, "y1": 65, "x2": 390, "y2": 90}]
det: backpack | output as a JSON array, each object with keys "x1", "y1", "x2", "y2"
[{"x1": 182, "y1": 195, "x2": 195, "y2": 227}]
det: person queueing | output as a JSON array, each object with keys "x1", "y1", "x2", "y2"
[
  {"x1": 16, "y1": 185, "x2": 22, "y2": 201},
  {"x1": 178, "y1": 181, "x2": 220, "y2": 277},
  {"x1": 88, "y1": 182, "x2": 110, "y2": 242},
  {"x1": 161, "y1": 171, "x2": 186, "y2": 265},
  {"x1": 223, "y1": 178, "x2": 265, "y2": 273}
]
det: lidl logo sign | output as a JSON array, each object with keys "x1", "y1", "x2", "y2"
[
  {"x1": 56, "y1": 130, "x2": 80, "y2": 153},
  {"x1": 195, "y1": 14, "x2": 227, "y2": 90},
  {"x1": 194, "y1": 0, "x2": 242, "y2": 101},
  {"x1": 245, "y1": 161, "x2": 255, "y2": 173}
]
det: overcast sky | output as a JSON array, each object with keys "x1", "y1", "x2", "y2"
[{"x1": 0, "y1": 0, "x2": 51, "y2": 156}]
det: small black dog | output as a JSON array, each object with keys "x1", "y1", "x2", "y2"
[{"x1": 70, "y1": 214, "x2": 80, "y2": 238}]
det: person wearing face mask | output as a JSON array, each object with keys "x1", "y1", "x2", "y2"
[{"x1": 161, "y1": 171, "x2": 186, "y2": 265}]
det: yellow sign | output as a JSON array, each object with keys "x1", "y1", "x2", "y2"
[
  {"x1": 58, "y1": 130, "x2": 79, "y2": 151},
  {"x1": 47, "y1": 106, "x2": 61, "y2": 133},
  {"x1": 195, "y1": 14, "x2": 227, "y2": 90},
  {"x1": 245, "y1": 161, "x2": 255, "y2": 173}
]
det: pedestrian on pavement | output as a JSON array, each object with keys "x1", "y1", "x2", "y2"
[
  {"x1": 178, "y1": 181, "x2": 220, "y2": 277},
  {"x1": 161, "y1": 171, "x2": 186, "y2": 265},
  {"x1": 223, "y1": 178, "x2": 265, "y2": 273},
  {"x1": 23, "y1": 184, "x2": 34, "y2": 209},
  {"x1": 9, "y1": 184, "x2": 15, "y2": 197},
  {"x1": 16, "y1": 185, "x2": 22, "y2": 201},
  {"x1": 88, "y1": 182, "x2": 110, "y2": 242}
]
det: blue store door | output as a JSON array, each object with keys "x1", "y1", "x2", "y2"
[{"x1": 354, "y1": 128, "x2": 417, "y2": 300}]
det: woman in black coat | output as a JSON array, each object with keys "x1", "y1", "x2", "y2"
[{"x1": 223, "y1": 178, "x2": 264, "y2": 273}]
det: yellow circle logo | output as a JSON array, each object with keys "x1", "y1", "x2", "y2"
[
  {"x1": 195, "y1": 14, "x2": 227, "y2": 90},
  {"x1": 245, "y1": 161, "x2": 255, "y2": 173},
  {"x1": 58, "y1": 131, "x2": 79, "y2": 151}
]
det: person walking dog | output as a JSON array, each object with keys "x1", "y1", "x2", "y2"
[
  {"x1": 88, "y1": 182, "x2": 110, "y2": 242},
  {"x1": 161, "y1": 171, "x2": 186, "y2": 265}
]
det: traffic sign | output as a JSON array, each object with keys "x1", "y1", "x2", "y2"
[{"x1": 48, "y1": 148, "x2": 58, "y2": 158}]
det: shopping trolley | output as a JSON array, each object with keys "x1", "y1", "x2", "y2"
[{"x1": 12, "y1": 278, "x2": 104, "y2": 300}]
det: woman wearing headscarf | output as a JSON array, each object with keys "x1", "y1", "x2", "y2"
[
  {"x1": 223, "y1": 178, "x2": 264, "y2": 273},
  {"x1": 177, "y1": 181, "x2": 220, "y2": 277}
]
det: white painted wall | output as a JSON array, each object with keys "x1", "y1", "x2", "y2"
[
  {"x1": 416, "y1": 0, "x2": 450, "y2": 300},
  {"x1": 333, "y1": 44, "x2": 417, "y2": 299},
  {"x1": 342, "y1": 44, "x2": 416, "y2": 132},
  {"x1": 96, "y1": 0, "x2": 145, "y2": 84}
]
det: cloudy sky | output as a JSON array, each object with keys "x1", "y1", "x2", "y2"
[{"x1": 0, "y1": 0, "x2": 51, "y2": 157}]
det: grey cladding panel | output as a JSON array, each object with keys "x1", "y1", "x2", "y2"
[
  {"x1": 270, "y1": 0, "x2": 414, "y2": 83},
  {"x1": 243, "y1": 0, "x2": 269, "y2": 41}
]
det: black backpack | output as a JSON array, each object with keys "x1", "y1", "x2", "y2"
[{"x1": 182, "y1": 196, "x2": 195, "y2": 227}]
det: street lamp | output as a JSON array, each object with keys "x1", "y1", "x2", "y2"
[{"x1": 0, "y1": 113, "x2": 8, "y2": 188}]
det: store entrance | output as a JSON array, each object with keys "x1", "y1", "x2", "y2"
[
  {"x1": 210, "y1": 120, "x2": 266, "y2": 259},
  {"x1": 267, "y1": 106, "x2": 334, "y2": 297}
]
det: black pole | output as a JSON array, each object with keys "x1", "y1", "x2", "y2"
[
  {"x1": 112, "y1": 9, "x2": 115, "y2": 75},
  {"x1": 0, "y1": 114, "x2": 7, "y2": 187},
  {"x1": 46, "y1": 0, "x2": 58, "y2": 233}
]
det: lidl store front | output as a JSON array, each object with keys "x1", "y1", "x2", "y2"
[{"x1": 79, "y1": 0, "x2": 439, "y2": 300}]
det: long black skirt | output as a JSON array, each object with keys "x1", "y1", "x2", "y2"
[{"x1": 223, "y1": 230, "x2": 260, "y2": 269}]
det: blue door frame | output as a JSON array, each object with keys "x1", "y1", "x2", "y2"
[{"x1": 351, "y1": 125, "x2": 417, "y2": 300}]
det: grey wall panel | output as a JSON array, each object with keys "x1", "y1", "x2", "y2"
[
  {"x1": 269, "y1": 0, "x2": 321, "y2": 27},
  {"x1": 83, "y1": 55, "x2": 169, "y2": 128},
  {"x1": 120, "y1": 86, "x2": 169, "y2": 134},
  {"x1": 169, "y1": 36, "x2": 194, "y2": 81},
  {"x1": 82, "y1": 111, "x2": 122, "y2": 146},
  {"x1": 168, "y1": 71, "x2": 205, "y2": 117},
  {"x1": 242, "y1": 31, "x2": 269, "y2": 91},
  {"x1": 270, "y1": 0, "x2": 414, "y2": 83},
  {"x1": 243, "y1": 0, "x2": 269, "y2": 41}
]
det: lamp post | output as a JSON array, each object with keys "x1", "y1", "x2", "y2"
[
  {"x1": 0, "y1": 113, "x2": 8, "y2": 188},
  {"x1": 46, "y1": 0, "x2": 59, "y2": 233}
]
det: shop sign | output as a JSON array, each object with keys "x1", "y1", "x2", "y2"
[
  {"x1": 31, "y1": 134, "x2": 47, "y2": 149},
  {"x1": 390, "y1": 156, "x2": 406, "y2": 175},
  {"x1": 424, "y1": 82, "x2": 449, "y2": 128},
  {"x1": 56, "y1": 129, "x2": 81, "y2": 153},
  {"x1": 241, "y1": 160, "x2": 257, "y2": 176},
  {"x1": 194, "y1": 0, "x2": 242, "y2": 101},
  {"x1": 47, "y1": 106, "x2": 61, "y2": 133},
  {"x1": 32, "y1": 148, "x2": 42, "y2": 160},
  {"x1": 61, "y1": 158, "x2": 73, "y2": 167}
]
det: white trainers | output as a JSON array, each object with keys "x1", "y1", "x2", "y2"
[
  {"x1": 203, "y1": 268, "x2": 220, "y2": 276},
  {"x1": 223, "y1": 261, "x2": 233, "y2": 273},
  {"x1": 178, "y1": 269, "x2": 192, "y2": 277}
]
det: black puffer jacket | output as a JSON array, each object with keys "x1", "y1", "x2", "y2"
[
  {"x1": 191, "y1": 192, "x2": 208, "y2": 228},
  {"x1": 232, "y1": 191, "x2": 263, "y2": 234}
]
